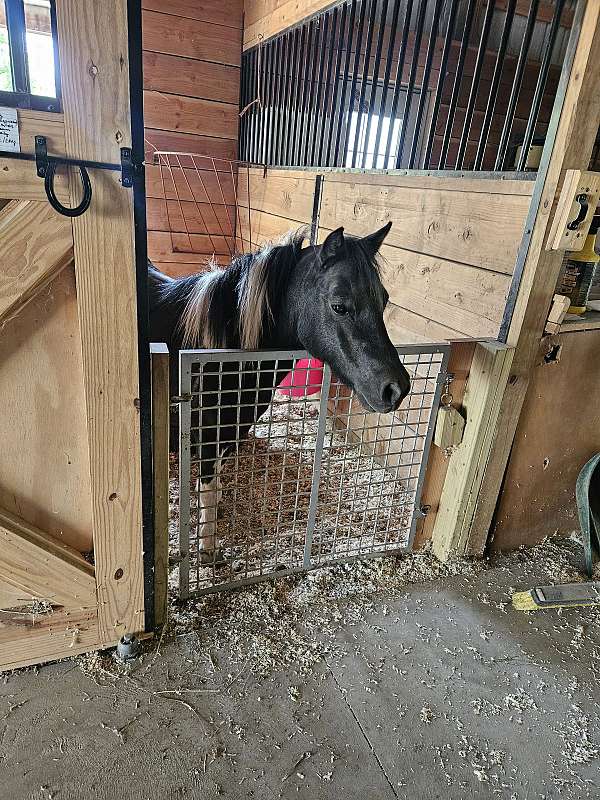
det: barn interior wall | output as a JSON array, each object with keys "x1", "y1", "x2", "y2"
[{"x1": 142, "y1": 0, "x2": 244, "y2": 277}]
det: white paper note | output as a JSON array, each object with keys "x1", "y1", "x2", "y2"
[{"x1": 0, "y1": 107, "x2": 21, "y2": 153}]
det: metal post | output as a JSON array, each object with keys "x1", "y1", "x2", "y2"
[
  {"x1": 303, "y1": 364, "x2": 332, "y2": 568},
  {"x1": 178, "y1": 353, "x2": 192, "y2": 601}
]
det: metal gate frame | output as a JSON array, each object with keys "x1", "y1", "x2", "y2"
[{"x1": 178, "y1": 344, "x2": 450, "y2": 599}]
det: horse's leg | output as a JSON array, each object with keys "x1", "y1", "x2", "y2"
[{"x1": 197, "y1": 455, "x2": 224, "y2": 563}]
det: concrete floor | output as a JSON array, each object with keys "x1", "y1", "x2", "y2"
[{"x1": 1, "y1": 539, "x2": 599, "y2": 800}]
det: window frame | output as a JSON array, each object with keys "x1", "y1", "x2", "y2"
[{"x1": 0, "y1": 0, "x2": 61, "y2": 112}]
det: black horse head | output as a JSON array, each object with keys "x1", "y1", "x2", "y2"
[{"x1": 285, "y1": 223, "x2": 410, "y2": 412}]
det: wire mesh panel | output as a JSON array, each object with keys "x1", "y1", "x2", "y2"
[{"x1": 178, "y1": 345, "x2": 449, "y2": 598}]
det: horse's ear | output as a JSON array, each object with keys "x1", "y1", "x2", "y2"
[
  {"x1": 320, "y1": 227, "x2": 345, "y2": 264},
  {"x1": 360, "y1": 222, "x2": 392, "y2": 257}
]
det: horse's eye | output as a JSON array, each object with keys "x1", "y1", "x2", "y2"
[{"x1": 331, "y1": 303, "x2": 348, "y2": 316}]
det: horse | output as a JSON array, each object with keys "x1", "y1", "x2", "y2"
[{"x1": 148, "y1": 223, "x2": 411, "y2": 563}]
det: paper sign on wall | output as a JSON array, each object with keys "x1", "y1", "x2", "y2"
[{"x1": 0, "y1": 107, "x2": 20, "y2": 153}]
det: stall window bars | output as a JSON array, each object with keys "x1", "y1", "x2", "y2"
[{"x1": 239, "y1": 0, "x2": 577, "y2": 171}]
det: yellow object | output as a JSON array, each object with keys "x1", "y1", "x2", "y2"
[
  {"x1": 556, "y1": 219, "x2": 600, "y2": 315},
  {"x1": 512, "y1": 582, "x2": 600, "y2": 611}
]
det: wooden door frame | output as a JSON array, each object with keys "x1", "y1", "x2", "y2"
[
  {"x1": 431, "y1": 0, "x2": 600, "y2": 559},
  {"x1": 0, "y1": 0, "x2": 152, "y2": 671}
]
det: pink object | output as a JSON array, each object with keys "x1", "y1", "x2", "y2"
[{"x1": 278, "y1": 358, "x2": 324, "y2": 397}]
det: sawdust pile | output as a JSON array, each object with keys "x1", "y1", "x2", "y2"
[{"x1": 170, "y1": 549, "x2": 482, "y2": 677}]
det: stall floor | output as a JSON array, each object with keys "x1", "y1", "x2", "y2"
[{"x1": 1, "y1": 538, "x2": 599, "y2": 800}]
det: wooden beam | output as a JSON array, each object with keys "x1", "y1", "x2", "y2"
[
  {"x1": 0, "y1": 508, "x2": 96, "y2": 610},
  {"x1": 0, "y1": 199, "x2": 73, "y2": 325},
  {"x1": 151, "y1": 344, "x2": 170, "y2": 627},
  {"x1": 432, "y1": 0, "x2": 600, "y2": 558},
  {"x1": 56, "y1": 0, "x2": 145, "y2": 643}
]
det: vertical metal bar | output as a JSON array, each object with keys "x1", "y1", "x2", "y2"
[
  {"x1": 260, "y1": 40, "x2": 274, "y2": 164},
  {"x1": 382, "y1": 0, "x2": 414, "y2": 167},
  {"x1": 267, "y1": 37, "x2": 282, "y2": 164},
  {"x1": 256, "y1": 41, "x2": 269, "y2": 164},
  {"x1": 422, "y1": 0, "x2": 460, "y2": 169},
  {"x1": 474, "y1": 0, "x2": 518, "y2": 170},
  {"x1": 317, "y1": 7, "x2": 339, "y2": 166},
  {"x1": 333, "y1": 0, "x2": 358, "y2": 166},
  {"x1": 408, "y1": 0, "x2": 445, "y2": 169},
  {"x1": 394, "y1": 0, "x2": 428, "y2": 168},
  {"x1": 289, "y1": 25, "x2": 307, "y2": 166},
  {"x1": 341, "y1": 0, "x2": 369, "y2": 166},
  {"x1": 324, "y1": 2, "x2": 348, "y2": 165},
  {"x1": 455, "y1": 0, "x2": 495, "y2": 170},
  {"x1": 310, "y1": 174, "x2": 324, "y2": 245},
  {"x1": 303, "y1": 364, "x2": 332, "y2": 568},
  {"x1": 248, "y1": 48, "x2": 258, "y2": 164},
  {"x1": 6, "y1": 0, "x2": 29, "y2": 94},
  {"x1": 360, "y1": 0, "x2": 389, "y2": 169},
  {"x1": 308, "y1": 12, "x2": 331, "y2": 165},
  {"x1": 239, "y1": 51, "x2": 249, "y2": 161},
  {"x1": 517, "y1": 0, "x2": 567, "y2": 171},
  {"x1": 351, "y1": 0, "x2": 378, "y2": 168},
  {"x1": 178, "y1": 354, "x2": 192, "y2": 601},
  {"x1": 297, "y1": 21, "x2": 316, "y2": 166},
  {"x1": 495, "y1": 0, "x2": 541, "y2": 170},
  {"x1": 282, "y1": 30, "x2": 297, "y2": 165},
  {"x1": 406, "y1": 347, "x2": 450, "y2": 550},
  {"x1": 272, "y1": 34, "x2": 286, "y2": 165},
  {"x1": 371, "y1": 0, "x2": 403, "y2": 169},
  {"x1": 438, "y1": 0, "x2": 476, "y2": 169}
]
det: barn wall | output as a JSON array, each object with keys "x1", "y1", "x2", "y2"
[
  {"x1": 238, "y1": 167, "x2": 535, "y2": 343},
  {"x1": 490, "y1": 329, "x2": 600, "y2": 552},
  {"x1": 142, "y1": 0, "x2": 244, "y2": 277}
]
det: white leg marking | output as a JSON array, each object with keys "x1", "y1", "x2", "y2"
[{"x1": 198, "y1": 457, "x2": 222, "y2": 556}]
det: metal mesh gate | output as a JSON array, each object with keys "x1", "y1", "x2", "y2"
[{"x1": 178, "y1": 345, "x2": 449, "y2": 598}]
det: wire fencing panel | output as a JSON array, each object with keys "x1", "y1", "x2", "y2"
[{"x1": 178, "y1": 345, "x2": 449, "y2": 598}]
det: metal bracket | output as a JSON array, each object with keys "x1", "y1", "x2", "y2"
[
  {"x1": 34, "y1": 135, "x2": 48, "y2": 177},
  {"x1": 171, "y1": 393, "x2": 191, "y2": 405},
  {"x1": 547, "y1": 169, "x2": 600, "y2": 251},
  {"x1": 120, "y1": 147, "x2": 134, "y2": 188}
]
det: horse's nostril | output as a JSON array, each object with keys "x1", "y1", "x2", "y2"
[{"x1": 382, "y1": 381, "x2": 404, "y2": 410}]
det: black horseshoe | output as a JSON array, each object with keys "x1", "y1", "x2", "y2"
[
  {"x1": 567, "y1": 193, "x2": 589, "y2": 231},
  {"x1": 44, "y1": 159, "x2": 93, "y2": 218}
]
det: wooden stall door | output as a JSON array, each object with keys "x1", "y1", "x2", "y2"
[{"x1": 0, "y1": 0, "x2": 145, "y2": 672}]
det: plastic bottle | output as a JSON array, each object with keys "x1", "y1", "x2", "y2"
[{"x1": 556, "y1": 214, "x2": 600, "y2": 315}]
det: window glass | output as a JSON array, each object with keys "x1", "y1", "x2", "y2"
[
  {"x1": 0, "y1": 0, "x2": 13, "y2": 93},
  {"x1": 25, "y1": 0, "x2": 56, "y2": 97}
]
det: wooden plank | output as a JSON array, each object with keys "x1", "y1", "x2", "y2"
[
  {"x1": 142, "y1": 0, "x2": 243, "y2": 29},
  {"x1": 144, "y1": 91, "x2": 239, "y2": 140},
  {"x1": 144, "y1": 129, "x2": 238, "y2": 162},
  {"x1": 0, "y1": 508, "x2": 96, "y2": 610},
  {"x1": 432, "y1": 343, "x2": 514, "y2": 561},
  {"x1": 414, "y1": 343, "x2": 475, "y2": 548},
  {"x1": 148, "y1": 230, "x2": 235, "y2": 262},
  {"x1": 142, "y1": 10, "x2": 242, "y2": 67},
  {"x1": 318, "y1": 176, "x2": 532, "y2": 275},
  {"x1": 152, "y1": 261, "x2": 223, "y2": 278},
  {"x1": 490, "y1": 329, "x2": 600, "y2": 550},
  {"x1": 143, "y1": 52, "x2": 240, "y2": 105},
  {"x1": 237, "y1": 207, "x2": 308, "y2": 247},
  {"x1": 244, "y1": 0, "x2": 338, "y2": 48},
  {"x1": 0, "y1": 158, "x2": 69, "y2": 201},
  {"x1": 384, "y1": 303, "x2": 464, "y2": 345},
  {"x1": 318, "y1": 170, "x2": 536, "y2": 196},
  {"x1": 16, "y1": 109, "x2": 65, "y2": 154},
  {"x1": 0, "y1": 607, "x2": 101, "y2": 673},
  {"x1": 146, "y1": 164, "x2": 237, "y2": 204},
  {"x1": 56, "y1": 0, "x2": 145, "y2": 642},
  {"x1": 456, "y1": 0, "x2": 600, "y2": 557},
  {"x1": 146, "y1": 197, "x2": 237, "y2": 236},
  {"x1": 558, "y1": 309, "x2": 600, "y2": 332},
  {"x1": 0, "y1": 268, "x2": 94, "y2": 553},
  {"x1": 150, "y1": 344, "x2": 170, "y2": 627},
  {"x1": 239, "y1": 169, "x2": 319, "y2": 224},
  {"x1": 0, "y1": 199, "x2": 73, "y2": 325}
]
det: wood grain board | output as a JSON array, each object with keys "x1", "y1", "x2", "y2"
[
  {"x1": 56, "y1": 0, "x2": 145, "y2": 643},
  {"x1": 143, "y1": 1, "x2": 243, "y2": 272}
]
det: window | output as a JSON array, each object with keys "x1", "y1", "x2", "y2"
[{"x1": 0, "y1": 0, "x2": 59, "y2": 111}]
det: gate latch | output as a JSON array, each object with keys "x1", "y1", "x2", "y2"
[{"x1": 547, "y1": 169, "x2": 600, "y2": 252}]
